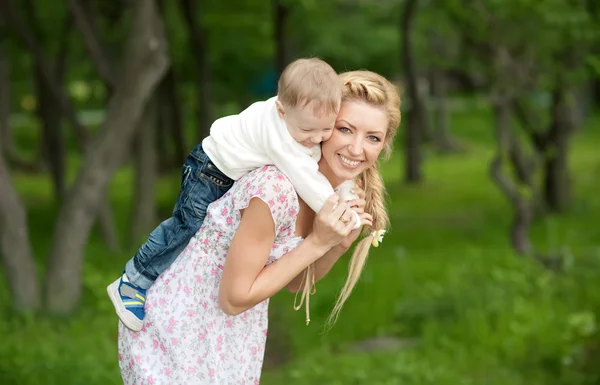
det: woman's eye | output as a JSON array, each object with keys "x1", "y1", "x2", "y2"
[
  {"x1": 338, "y1": 127, "x2": 351, "y2": 133},
  {"x1": 368, "y1": 135, "x2": 381, "y2": 142}
]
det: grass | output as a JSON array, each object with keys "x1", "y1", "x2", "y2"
[{"x1": 1, "y1": 107, "x2": 600, "y2": 384}]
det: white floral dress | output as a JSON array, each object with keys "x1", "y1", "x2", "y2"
[{"x1": 118, "y1": 165, "x2": 303, "y2": 385}]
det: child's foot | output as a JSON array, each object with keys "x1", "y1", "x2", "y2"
[{"x1": 107, "y1": 273, "x2": 147, "y2": 331}]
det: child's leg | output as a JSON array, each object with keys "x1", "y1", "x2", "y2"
[
  {"x1": 126, "y1": 143, "x2": 234, "y2": 287},
  {"x1": 124, "y1": 215, "x2": 190, "y2": 289},
  {"x1": 108, "y1": 143, "x2": 233, "y2": 330}
]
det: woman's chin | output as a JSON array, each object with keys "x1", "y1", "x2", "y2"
[{"x1": 332, "y1": 165, "x2": 366, "y2": 181}]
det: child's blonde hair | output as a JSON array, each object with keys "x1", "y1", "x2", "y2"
[
  {"x1": 277, "y1": 58, "x2": 341, "y2": 117},
  {"x1": 295, "y1": 70, "x2": 401, "y2": 328}
]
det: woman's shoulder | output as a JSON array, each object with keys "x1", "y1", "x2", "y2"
[{"x1": 232, "y1": 165, "x2": 299, "y2": 232}]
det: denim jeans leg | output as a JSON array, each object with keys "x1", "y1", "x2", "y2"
[{"x1": 125, "y1": 143, "x2": 233, "y2": 289}]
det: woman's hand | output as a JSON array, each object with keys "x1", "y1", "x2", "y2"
[
  {"x1": 308, "y1": 194, "x2": 357, "y2": 252},
  {"x1": 340, "y1": 181, "x2": 372, "y2": 250}
]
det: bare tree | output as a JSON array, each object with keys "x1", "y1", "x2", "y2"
[{"x1": 44, "y1": 0, "x2": 169, "y2": 314}]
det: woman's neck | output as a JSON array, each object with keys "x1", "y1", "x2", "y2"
[{"x1": 318, "y1": 158, "x2": 345, "y2": 189}]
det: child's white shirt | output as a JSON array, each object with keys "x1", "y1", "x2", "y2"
[{"x1": 202, "y1": 96, "x2": 361, "y2": 228}]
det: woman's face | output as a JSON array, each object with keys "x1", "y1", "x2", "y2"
[{"x1": 319, "y1": 100, "x2": 389, "y2": 186}]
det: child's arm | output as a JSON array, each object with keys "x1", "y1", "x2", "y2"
[
  {"x1": 267, "y1": 142, "x2": 333, "y2": 213},
  {"x1": 268, "y1": 142, "x2": 361, "y2": 229}
]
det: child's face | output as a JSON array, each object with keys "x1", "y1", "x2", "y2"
[{"x1": 277, "y1": 101, "x2": 337, "y2": 148}]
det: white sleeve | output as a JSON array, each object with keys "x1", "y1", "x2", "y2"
[
  {"x1": 267, "y1": 142, "x2": 362, "y2": 230},
  {"x1": 267, "y1": 141, "x2": 333, "y2": 214}
]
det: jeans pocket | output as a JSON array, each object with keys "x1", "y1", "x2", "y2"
[{"x1": 200, "y1": 162, "x2": 233, "y2": 189}]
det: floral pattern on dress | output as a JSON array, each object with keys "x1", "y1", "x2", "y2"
[{"x1": 118, "y1": 165, "x2": 303, "y2": 385}]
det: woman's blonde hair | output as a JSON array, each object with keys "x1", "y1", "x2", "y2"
[{"x1": 295, "y1": 70, "x2": 401, "y2": 327}]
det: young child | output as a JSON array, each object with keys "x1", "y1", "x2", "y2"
[{"x1": 107, "y1": 58, "x2": 361, "y2": 331}]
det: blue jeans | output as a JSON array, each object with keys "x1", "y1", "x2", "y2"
[{"x1": 125, "y1": 143, "x2": 233, "y2": 289}]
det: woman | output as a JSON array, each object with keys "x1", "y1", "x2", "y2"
[{"x1": 118, "y1": 70, "x2": 401, "y2": 384}]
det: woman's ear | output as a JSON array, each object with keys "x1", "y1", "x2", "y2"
[{"x1": 275, "y1": 100, "x2": 285, "y2": 118}]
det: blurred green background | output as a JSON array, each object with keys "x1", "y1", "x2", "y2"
[{"x1": 1, "y1": 0, "x2": 600, "y2": 384}]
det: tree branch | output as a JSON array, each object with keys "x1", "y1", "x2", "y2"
[
  {"x1": 67, "y1": 0, "x2": 116, "y2": 88},
  {"x1": 1, "y1": 0, "x2": 89, "y2": 148}
]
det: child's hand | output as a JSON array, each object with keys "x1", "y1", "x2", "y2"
[
  {"x1": 347, "y1": 180, "x2": 367, "y2": 215},
  {"x1": 310, "y1": 194, "x2": 357, "y2": 252},
  {"x1": 339, "y1": 182, "x2": 373, "y2": 250}
]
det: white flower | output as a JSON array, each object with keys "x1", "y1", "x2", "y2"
[{"x1": 371, "y1": 229, "x2": 386, "y2": 247}]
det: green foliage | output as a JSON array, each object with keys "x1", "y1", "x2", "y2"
[
  {"x1": 287, "y1": 1, "x2": 400, "y2": 76},
  {"x1": 442, "y1": 0, "x2": 599, "y2": 90}
]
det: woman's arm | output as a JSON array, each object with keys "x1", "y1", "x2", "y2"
[{"x1": 218, "y1": 194, "x2": 355, "y2": 316}]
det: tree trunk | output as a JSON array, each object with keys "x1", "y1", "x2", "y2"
[
  {"x1": 593, "y1": 78, "x2": 600, "y2": 108},
  {"x1": 97, "y1": 197, "x2": 121, "y2": 252},
  {"x1": 507, "y1": 131, "x2": 534, "y2": 188},
  {"x1": 35, "y1": 67, "x2": 67, "y2": 201},
  {"x1": 273, "y1": 0, "x2": 289, "y2": 77},
  {"x1": 1, "y1": 0, "x2": 88, "y2": 149},
  {"x1": 65, "y1": 0, "x2": 121, "y2": 249},
  {"x1": 543, "y1": 89, "x2": 572, "y2": 213},
  {"x1": 157, "y1": 108, "x2": 170, "y2": 173},
  {"x1": 0, "y1": 43, "x2": 12, "y2": 157},
  {"x1": 401, "y1": 0, "x2": 424, "y2": 183},
  {"x1": 179, "y1": 0, "x2": 212, "y2": 142},
  {"x1": 0, "y1": 148, "x2": 40, "y2": 312},
  {"x1": 160, "y1": 68, "x2": 186, "y2": 167},
  {"x1": 44, "y1": 0, "x2": 169, "y2": 315},
  {"x1": 430, "y1": 70, "x2": 459, "y2": 153},
  {"x1": 33, "y1": 14, "x2": 71, "y2": 202},
  {"x1": 489, "y1": 100, "x2": 534, "y2": 257},
  {"x1": 418, "y1": 77, "x2": 433, "y2": 143},
  {"x1": 67, "y1": 0, "x2": 115, "y2": 89},
  {"x1": 130, "y1": 99, "x2": 158, "y2": 245}
]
